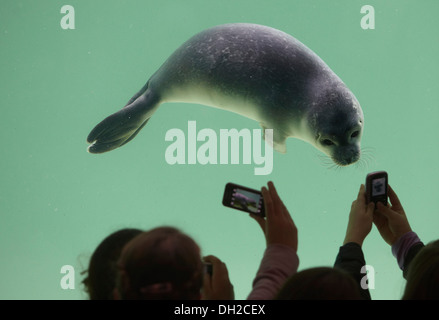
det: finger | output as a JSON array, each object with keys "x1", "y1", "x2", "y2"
[
  {"x1": 372, "y1": 211, "x2": 387, "y2": 229},
  {"x1": 280, "y1": 200, "x2": 294, "y2": 223},
  {"x1": 267, "y1": 181, "x2": 278, "y2": 199},
  {"x1": 375, "y1": 201, "x2": 398, "y2": 220},
  {"x1": 387, "y1": 185, "x2": 403, "y2": 211},
  {"x1": 357, "y1": 184, "x2": 363, "y2": 197},
  {"x1": 351, "y1": 199, "x2": 357, "y2": 210},
  {"x1": 372, "y1": 210, "x2": 384, "y2": 223},
  {"x1": 261, "y1": 186, "x2": 274, "y2": 219},
  {"x1": 280, "y1": 200, "x2": 292, "y2": 218},
  {"x1": 204, "y1": 256, "x2": 228, "y2": 274},
  {"x1": 204, "y1": 256, "x2": 230, "y2": 286},
  {"x1": 268, "y1": 181, "x2": 282, "y2": 216},
  {"x1": 366, "y1": 201, "x2": 375, "y2": 217},
  {"x1": 212, "y1": 261, "x2": 230, "y2": 288},
  {"x1": 203, "y1": 255, "x2": 222, "y2": 276},
  {"x1": 203, "y1": 255, "x2": 221, "y2": 266},
  {"x1": 357, "y1": 184, "x2": 366, "y2": 205},
  {"x1": 218, "y1": 261, "x2": 229, "y2": 278}
]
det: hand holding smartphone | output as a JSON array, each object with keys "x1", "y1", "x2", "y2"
[
  {"x1": 222, "y1": 182, "x2": 265, "y2": 217},
  {"x1": 365, "y1": 171, "x2": 388, "y2": 208}
]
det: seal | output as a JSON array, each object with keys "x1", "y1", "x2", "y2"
[{"x1": 87, "y1": 23, "x2": 364, "y2": 166}]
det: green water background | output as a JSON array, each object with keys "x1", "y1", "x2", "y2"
[{"x1": 1, "y1": 0, "x2": 438, "y2": 299}]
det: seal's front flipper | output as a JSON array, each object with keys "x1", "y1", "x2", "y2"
[
  {"x1": 260, "y1": 124, "x2": 287, "y2": 154},
  {"x1": 87, "y1": 90, "x2": 159, "y2": 154}
]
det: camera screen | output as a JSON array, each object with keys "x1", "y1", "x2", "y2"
[
  {"x1": 230, "y1": 188, "x2": 262, "y2": 214},
  {"x1": 372, "y1": 178, "x2": 386, "y2": 196}
]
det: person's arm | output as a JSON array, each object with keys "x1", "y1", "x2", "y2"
[
  {"x1": 343, "y1": 184, "x2": 374, "y2": 247},
  {"x1": 334, "y1": 184, "x2": 374, "y2": 300},
  {"x1": 247, "y1": 181, "x2": 299, "y2": 300},
  {"x1": 373, "y1": 185, "x2": 412, "y2": 245},
  {"x1": 247, "y1": 244, "x2": 298, "y2": 300},
  {"x1": 391, "y1": 231, "x2": 424, "y2": 279},
  {"x1": 334, "y1": 242, "x2": 371, "y2": 300},
  {"x1": 373, "y1": 185, "x2": 423, "y2": 278}
]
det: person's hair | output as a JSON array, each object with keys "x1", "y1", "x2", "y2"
[
  {"x1": 402, "y1": 239, "x2": 439, "y2": 300},
  {"x1": 116, "y1": 226, "x2": 203, "y2": 300},
  {"x1": 276, "y1": 267, "x2": 363, "y2": 300},
  {"x1": 82, "y1": 228, "x2": 143, "y2": 300}
]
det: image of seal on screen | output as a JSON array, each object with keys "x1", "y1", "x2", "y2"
[{"x1": 222, "y1": 182, "x2": 265, "y2": 217}]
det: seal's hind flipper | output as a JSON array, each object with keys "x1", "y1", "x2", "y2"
[
  {"x1": 119, "y1": 118, "x2": 150, "y2": 147},
  {"x1": 87, "y1": 118, "x2": 151, "y2": 153},
  {"x1": 87, "y1": 90, "x2": 159, "y2": 154},
  {"x1": 88, "y1": 136, "x2": 130, "y2": 154}
]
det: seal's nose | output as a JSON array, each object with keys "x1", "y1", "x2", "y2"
[{"x1": 334, "y1": 146, "x2": 360, "y2": 166}]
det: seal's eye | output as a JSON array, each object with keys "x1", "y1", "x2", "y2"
[
  {"x1": 351, "y1": 131, "x2": 359, "y2": 138},
  {"x1": 322, "y1": 139, "x2": 334, "y2": 146}
]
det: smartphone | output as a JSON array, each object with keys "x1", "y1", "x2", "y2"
[
  {"x1": 366, "y1": 171, "x2": 388, "y2": 208},
  {"x1": 222, "y1": 183, "x2": 265, "y2": 217}
]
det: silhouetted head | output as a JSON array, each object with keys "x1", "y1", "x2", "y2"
[
  {"x1": 403, "y1": 240, "x2": 439, "y2": 300},
  {"x1": 276, "y1": 267, "x2": 364, "y2": 300},
  {"x1": 82, "y1": 228, "x2": 143, "y2": 300},
  {"x1": 116, "y1": 226, "x2": 203, "y2": 300}
]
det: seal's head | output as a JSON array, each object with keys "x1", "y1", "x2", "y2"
[{"x1": 308, "y1": 87, "x2": 364, "y2": 166}]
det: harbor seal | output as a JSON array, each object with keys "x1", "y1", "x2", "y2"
[{"x1": 87, "y1": 23, "x2": 364, "y2": 166}]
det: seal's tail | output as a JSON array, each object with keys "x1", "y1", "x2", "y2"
[{"x1": 86, "y1": 88, "x2": 160, "y2": 154}]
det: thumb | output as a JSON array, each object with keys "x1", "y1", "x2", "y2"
[{"x1": 366, "y1": 201, "x2": 375, "y2": 216}]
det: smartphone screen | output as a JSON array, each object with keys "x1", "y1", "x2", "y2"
[
  {"x1": 222, "y1": 183, "x2": 265, "y2": 217},
  {"x1": 366, "y1": 171, "x2": 388, "y2": 207},
  {"x1": 371, "y1": 177, "x2": 386, "y2": 197}
]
